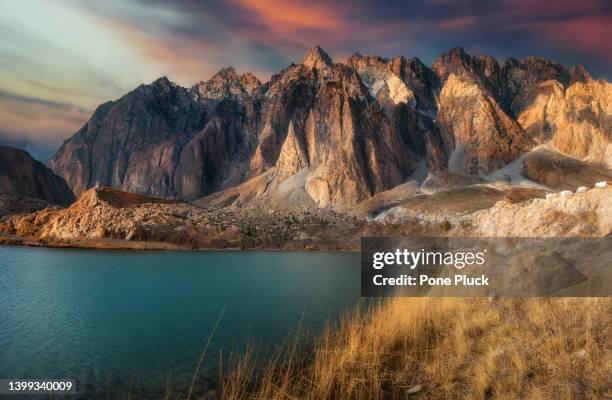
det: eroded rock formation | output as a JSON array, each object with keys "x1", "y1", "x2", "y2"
[{"x1": 49, "y1": 46, "x2": 611, "y2": 209}]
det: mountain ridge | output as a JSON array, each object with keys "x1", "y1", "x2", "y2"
[{"x1": 48, "y1": 46, "x2": 611, "y2": 209}]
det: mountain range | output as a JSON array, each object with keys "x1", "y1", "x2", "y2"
[{"x1": 14, "y1": 46, "x2": 612, "y2": 210}]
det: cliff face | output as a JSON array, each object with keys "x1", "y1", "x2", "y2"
[
  {"x1": 0, "y1": 145, "x2": 75, "y2": 215},
  {"x1": 432, "y1": 48, "x2": 535, "y2": 175},
  {"x1": 49, "y1": 72, "x2": 259, "y2": 201},
  {"x1": 49, "y1": 46, "x2": 611, "y2": 208},
  {"x1": 250, "y1": 47, "x2": 429, "y2": 207},
  {"x1": 515, "y1": 78, "x2": 611, "y2": 162}
]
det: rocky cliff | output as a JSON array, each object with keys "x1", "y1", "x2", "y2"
[
  {"x1": 0, "y1": 145, "x2": 75, "y2": 215},
  {"x1": 49, "y1": 46, "x2": 611, "y2": 209}
]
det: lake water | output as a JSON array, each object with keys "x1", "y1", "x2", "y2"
[{"x1": 0, "y1": 246, "x2": 360, "y2": 398}]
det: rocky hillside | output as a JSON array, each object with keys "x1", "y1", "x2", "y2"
[
  {"x1": 0, "y1": 145, "x2": 74, "y2": 215},
  {"x1": 467, "y1": 184, "x2": 611, "y2": 237},
  {"x1": 520, "y1": 147, "x2": 612, "y2": 189},
  {"x1": 378, "y1": 183, "x2": 611, "y2": 237},
  {"x1": 49, "y1": 46, "x2": 610, "y2": 209},
  {"x1": 0, "y1": 187, "x2": 368, "y2": 250},
  {"x1": 2, "y1": 183, "x2": 608, "y2": 250}
]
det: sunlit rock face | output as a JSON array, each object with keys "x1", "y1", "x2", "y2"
[
  {"x1": 502, "y1": 57, "x2": 610, "y2": 162},
  {"x1": 49, "y1": 46, "x2": 610, "y2": 209},
  {"x1": 249, "y1": 47, "x2": 433, "y2": 208},
  {"x1": 50, "y1": 47, "x2": 431, "y2": 207},
  {"x1": 512, "y1": 75, "x2": 611, "y2": 163},
  {"x1": 348, "y1": 53, "x2": 445, "y2": 173},
  {"x1": 433, "y1": 48, "x2": 535, "y2": 175}
]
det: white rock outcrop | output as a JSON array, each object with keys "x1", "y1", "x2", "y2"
[
  {"x1": 469, "y1": 187, "x2": 611, "y2": 237},
  {"x1": 376, "y1": 186, "x2": 610, "y2": 237}
]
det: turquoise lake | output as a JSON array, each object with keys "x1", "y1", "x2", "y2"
[{"x1": 0, "y1": 246, "x2": 360, "y2": 398}]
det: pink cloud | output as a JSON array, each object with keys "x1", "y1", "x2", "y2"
[
  {"x1": 231, "y1": 0, "x2": 348, "y2": 33},
  {"x1": 435, "y1": 16, "x2": 477, "y2": 30},
  {"x1": 539, "y1": 16, "x2": 612, "y2": 63}
]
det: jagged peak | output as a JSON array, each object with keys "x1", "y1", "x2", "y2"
[
  {"x1": 569, "y1": 65, "x2": 592, "y2": 84},
  {"x1": 503, "y1": 56, "x2": 572, "y2": 87},
  {"x1": 521, "y1": 56, "x2": 561, "y2": 66},
  {"x1": 432, "y1": 47, "x2": 474, "y2": 80},
  {"x1": 392, "y1": 56, "x2": 438, "y2": 87},
  {"x1": 348, "y1": 52, "x2": 364, "y2": 64},
  {"x1": 404, "y1": 56, "x2": 429, "y2": 71},
  {"x1": 145, "y1": 76, "x2": 180, "y2": 91},
  {"x1": 201, "y1": 67, "x2": 240, "y2": 83},
  {"x1": 432, "y1": 47, "x2": 507, "y2": 86},
  {"x1": 443, "y1": 47, "x2": 468, "y2": 59},
  {"x1": 152, "y1": 76, "x2": 172, "y2": 85},
  {"x1": 239, "y1": 72, "x2": 262, "y2": 88},
  {"x1": 129, "y1": 76, "x2": 183, "y2": 99},
  {"x1": 512, "y1": 57, "x2": 568, "y2": 75},
  {"x1": 301, "y1": 46, "x2": 333, "y2": 69},
  {"x1": 348, "y1": 52, "x2": 389, "y2": 68},
  {"x1": 148, "y1": 76, "x2": 189, "y2": 92},
  {"x1": 433, "y1": 47, "x2": 471, "y2": 67},
  {"x1": 193, "y1": 67, "x2": 261, "y2": 99}
]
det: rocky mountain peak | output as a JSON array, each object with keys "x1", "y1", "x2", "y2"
[
  {"x1": 503, "y1": 56, "x2": 571, "y2": 87},
  {"x1": 433, "y1": 47, "x2": 480, "y2": 86},
  {"x1": 433, "y1": 47, "x2": 505, "y2": 90},
  {"x1": 432, "y1": 47, "x2": 470, "y2": 74},
  {"x1": 301, "y1": 46, "x2": 333, "y2": 69},
  {"x1": 215, "y1": 66, "x2": 239, "y2": 79},
  {"x1": 49, "y1": 46, "x2": 610, "y2": 209},
  {"x1": 569, "y1": 65, "x2": 592, "y2": 83},
  {"x1": 152, "y1": 76, "x2": 173, "y2": 87},
  {"x1": 239, "y1": 72, "x2": 262, "y2": 94},
  {"x1": 348, "y1": 53, "x2": 388, "y2": 69},
  {"x1": 347, "y1": 52, "x2": 364, "y2": 65},
  {"x1": 131, "y1": 76, "x2": 188, "y2": 103},
  {"x1": 348, "y1": 53, "x2": 415, "y2": 107},
  {"x1": 193, "y1": 66, "x2": 260, "y2": 99}
]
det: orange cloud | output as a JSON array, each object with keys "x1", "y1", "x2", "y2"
[{"x1": 232, "y1": 0, "x2": 347, "y2": 33}]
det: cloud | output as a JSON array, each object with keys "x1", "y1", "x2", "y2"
[
  {"x1": 0, "y1": 6, "x2": 144, "y2": 109},
  {"x1": 434, "y1": 16, "x2": 477, "y2": 30},
  {"x1": 232, "y1": 0, "x2": 346, "y2": 32},
  {"x1": 0, "y1": 89, "x2": 90, "y2": 162},
  {"x1": 0, "y1": 0, "x2": 610, "y2": 160},
  {"x1": 521, "y1": 16, "x2": 612, "y2": 64},
  {"x1": 0, "y1": 90, "x2": 90, "y2": 148}
]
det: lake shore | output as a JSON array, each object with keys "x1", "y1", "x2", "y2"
[
  {"x1": 2, "y1": 185, "x2": 609, "y2": 252},
  {"x1": 0, "y1": 232, "x2": 363, "y2": 252}
]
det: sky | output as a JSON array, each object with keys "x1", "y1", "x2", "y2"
[{"x1": 1, "y1": 0, "x2": 610, "y2": 162}]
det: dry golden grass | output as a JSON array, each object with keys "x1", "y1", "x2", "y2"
[{"x1": 213, "y1": 298, "x2": 610, "y2": 400}]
